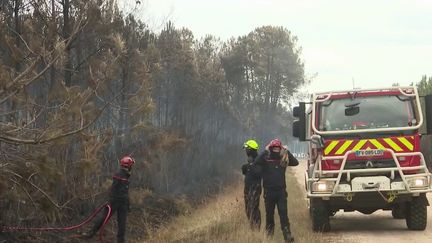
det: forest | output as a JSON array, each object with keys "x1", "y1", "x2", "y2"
[
  {"x1": 0, "y1": 0, "x2": 306, "y2": 241},
  {"x1": 0, "y1": 0, "x2": 431, "y2": 242}
]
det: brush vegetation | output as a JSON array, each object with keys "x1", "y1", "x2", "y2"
[{"x1": 147, "y1": 170, "x2": 337, "y2": 243}]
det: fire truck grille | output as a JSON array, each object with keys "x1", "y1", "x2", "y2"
[{"x1": 345, "y1": 160, "x2": 396, "y2": 169}]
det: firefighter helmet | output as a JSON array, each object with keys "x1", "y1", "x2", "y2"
[
  {"x1": 268, "y1": 139, "x2": 282, "y2": 148},
  {"x1": 243, "y1": 139, "x2": 259, "y2": 150},
  {"x1": 120, "y1": 156, "x2": 135, "y2": 168}
]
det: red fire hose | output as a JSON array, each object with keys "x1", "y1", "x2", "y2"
[{"x1": 1, "y1": 202, "x2": 112, "y2": 243}]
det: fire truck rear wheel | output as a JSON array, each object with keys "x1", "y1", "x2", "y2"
[
  {"x1": 311, "y1": 198, "x2": 331, "y2": 232},
  {"x1": 406, "y1": 196, "x2": 427, "y2": 230}
]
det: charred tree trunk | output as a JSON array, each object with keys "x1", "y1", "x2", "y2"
[
  {"x1": 62, "y1": 0, "x2": 72, "y2": 86},
  {"x1": 49, "y1": 0, "x2": 56, "y2": 90},
  {"x1": 13, "y1": 0, "x2": 21, "y2": 72}
]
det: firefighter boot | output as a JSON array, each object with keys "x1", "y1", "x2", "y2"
[{"x1": 282, "y1": 226, "x2": 294, "y2": 243}]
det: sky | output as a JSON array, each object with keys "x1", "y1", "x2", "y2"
[{"x1": 133, "y1": 0, "x2": 432, "y2": 93}]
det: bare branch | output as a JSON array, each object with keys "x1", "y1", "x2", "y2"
[
  {"x1": 0, "y1": 18, "x2": 87, "y2": 105},
  {"x1": 6, "y1": 23, "x2": 38, "y2": 55},
  {"x1": 5, "y1": 169, "x2": 71, "y2": 210},
  {"x1": 0, "y1": 93, "x2": 113, "y2": 145},
  {"x1": 0, "y1": 59, "x2": 40, "y2": 104},
  {"x1": 5, "y1": 108, "x2": 44, "y2": 133},
  {"x1": 9, "y1": 177, "x2": 39, "y2": 211},
  {"x1": 0, "y1": 163, "x2": 10, "y2": 168}
]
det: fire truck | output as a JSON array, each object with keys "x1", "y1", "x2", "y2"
[{"x1": 292, "y1": 86, "x2": 432, "y2": 232}]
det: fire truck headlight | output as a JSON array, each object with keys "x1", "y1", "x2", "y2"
[
  {"x1": 312, "y1": 181, "x2": 335, "y2": 193},
  {"x1": 408, "y1": 177, "x2": 428, "y2": 189}
]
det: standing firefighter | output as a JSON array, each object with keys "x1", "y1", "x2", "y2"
[
  {"x1": 255, "y1": 139, "x2": 298, "y2": 243},
  {"x1": 241, "y1": 139, "x2": 262, "y2": 230},
  {"x1": 81, "y1": 155, "x2": 135, "y2": 243}
]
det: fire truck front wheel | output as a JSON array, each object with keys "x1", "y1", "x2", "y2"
[
  {"x1": 310, "y1": 198, "x2": 331, "y2": 232},
  {"x1": 391, "y1": 204, "x2": 406, "y2": 219},
  {"x1": 406, "y1": 196, "x2": 427, "y2": 230}
]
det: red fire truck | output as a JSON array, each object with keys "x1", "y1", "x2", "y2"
[{"x1": 292, "y1": 86, "x2": 432, "y2": 232}]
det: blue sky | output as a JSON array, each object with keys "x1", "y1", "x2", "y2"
[{"x1": 133, "y1": 0, "x2": 432, "y2": 93}]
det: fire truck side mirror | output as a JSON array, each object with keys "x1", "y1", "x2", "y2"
[
  {"x1": 345, "y1": 106, "x2": 360, "y2": 116},
  {"x1": 425, "y1": 94, "x2": 432, "y2": 135},
  {"x1": 293, "y1": 120, "x2": 304, "y2": 140},
  {"x1": 293, "y1": 106, "x2": 300, "y2": 118},
  {"x1": 292, "y1": 102, "x2": 306, "y2": 141}
]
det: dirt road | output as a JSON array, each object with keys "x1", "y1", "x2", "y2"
[{"x1": 291, "y1": 161, "x2": 432, "y2": 243}]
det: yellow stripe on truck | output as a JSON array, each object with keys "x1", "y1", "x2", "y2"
[
  {"x1": 324, "y1": 141, "x2": 339, "y2": 155},
  {"x1": 369, "y1": 139, "x2": 385, "y2": 149},
  {"x1": 398, "y1": 137, "x2": 414, "y2": 151},
  {"x1": 352, "y1": 139, "x2": 367, "y2": 151},
  {"x1": 383, "y1": 138, "x2": 403, "y2": 152},
  {"x1": 335, "y1": 140, "x2": 353, "y2": 155}
]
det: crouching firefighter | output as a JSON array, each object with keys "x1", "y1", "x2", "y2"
[
  {"x1": 81, "y1": 155, "x2": 135, "y2": 243},
  {"x1": 254, "y1": 139, "x2": 299, "y2": 243},
  {"x1": 241, "y1": 139, "x2": 262, "y2": 230}
]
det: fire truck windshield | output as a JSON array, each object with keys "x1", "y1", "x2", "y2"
[{"x1": 318, "y1": 95, "x2": 417, "y2": 132}]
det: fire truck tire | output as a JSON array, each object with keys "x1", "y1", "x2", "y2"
[
  {"x1": 392, "y1": 208, "x2": 405, "y2": 219},
  {"x1": 406, "y1": 197, "x2": 427, "y2": 230},
  {"x1": 391, "y1": 204, "x2": 406, "y2": 219},
  {"x1": 311, "y1": 198, "x2": 331, "y2": 232}
]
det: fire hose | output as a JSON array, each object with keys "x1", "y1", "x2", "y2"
[{"x1": 0, "y1": 202, "x2": 112, "y2": 243}]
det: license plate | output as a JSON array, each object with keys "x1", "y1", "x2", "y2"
[{"x1": 355, "y1": 149, "x2": 384, "y2": 157}]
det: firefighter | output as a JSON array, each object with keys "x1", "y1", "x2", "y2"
[
  {"x1": 254, "y1": 139, "x2": 298, "y2": 243},
  {"x1": 241, "y1": 139, "x2": 262, "y2": 230},
  {"x1": 81, "y1": 155, "x2": 135, "y2": 243}
]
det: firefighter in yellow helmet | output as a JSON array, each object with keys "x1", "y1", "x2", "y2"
[{"x1": 241, "y1": 139, "x2": 262, "y2": 230}]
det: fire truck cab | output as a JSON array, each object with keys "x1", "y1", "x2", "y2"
[{"x1": 292, "y1": 86, "x2": 432, "y2": 232}]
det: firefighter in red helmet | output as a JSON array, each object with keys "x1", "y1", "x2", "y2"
[
  {"x1": 254, "y1": 139, "x2": 298, "y2": 243},
  {"x1": 81, "y1": 155, "x2": 135, "y2": 243}
]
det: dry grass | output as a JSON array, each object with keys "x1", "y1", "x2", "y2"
[
  {"x1": 145, "y1": 169, "x2": 336, "y2": 243},
  {"x1": 145, "y1": 182, "x2": 271, "y2": 243}
]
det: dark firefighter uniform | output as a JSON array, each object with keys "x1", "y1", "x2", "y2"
[
  {"x1": 242, "y1": 148, "x2": 262, "y2": 229},
  {"x1": 84, "y1": 156, "x2": 134, "y2": 243},
  {"x1": 255, "y1": 139, "x2": 299, "y2": 243}
]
